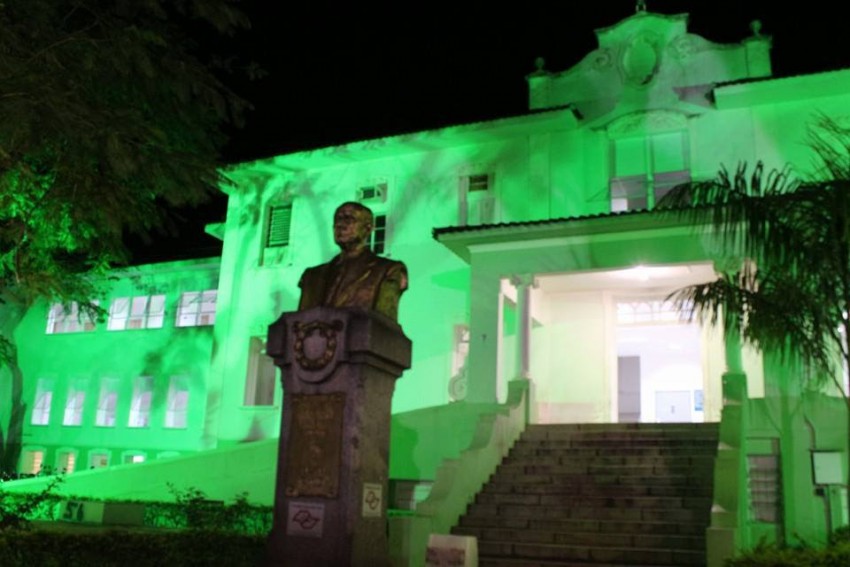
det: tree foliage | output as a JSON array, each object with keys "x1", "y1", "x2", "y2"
[
  {"x1": 659, "y1": 117, "x2": 850, "y2": 388},
  {"x1": 658, "y1": 115, "x2": 850, "y2": 525},
  {"x1": 0, "y1": 0, "x2": 248, "y2": 310},
  {"x1": 0, "y1": 0, "x2": 248, "y2": 473}
]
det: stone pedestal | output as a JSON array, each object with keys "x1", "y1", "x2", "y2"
[{"x1": 266, "y1": 306, "x2": 411, "y2": 567}]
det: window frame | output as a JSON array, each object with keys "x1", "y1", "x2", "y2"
[
  {"x1": 370, "y1": 213, "x2": 388, "y2": 255},
  {"x1": 31, "y1": 379, "x2": 54, "y2": 426},
  {"x1": 107, "y1": 295, "x2": 166, "y2": 331},
  {"x1": 609, "y1": 130, "x2": 690, "y2": 212},
  {"x1": 20, "y1": 448, "x2": 46, "y2": 475},
  {"x1": 164, "y1": 376, "x2": 190, "y2": 429},
  {"x1": 94, "y1": 378, "x2": 119, "y2": 427},
  {"x1": 128, "y1": 376, "x2": 154, "y2": 429},
  {"x1": 266, "y1": 203, "x2": 293, "y2": 248},
  {"x1": 243, "y1": 337, "x2": 278, "y2": 407},
  {"x1": 55, "y1": 449, "x2": 78, "y2": 474},
  {"x1": 62, "y1": 380, "x2": 87, "y2": 427},
  {"x1": 46, "y1": 301, "x2": 97, "y2": 334},
  {"x1": 459, "y1": 172, "x2": 496, "y2": 226},
  {"x1": 175, "y1": 290, "x2": 217, "y2": 327}
]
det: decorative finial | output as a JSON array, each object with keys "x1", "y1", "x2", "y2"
[
  {"x1": 636, "y1": 0, "x2": 647, "y2": 12},
  {"x1": 750, "y1": 19, "x2": 763, "y2": 37}
]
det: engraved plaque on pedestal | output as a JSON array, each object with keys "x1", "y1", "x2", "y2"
[{"x1": 284, "y1": 393, "x2": 346, "y2": 498}]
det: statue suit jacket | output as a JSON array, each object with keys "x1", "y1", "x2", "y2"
[{"x1": 298, "y1": 249, "x2": 408, "y2": 321}]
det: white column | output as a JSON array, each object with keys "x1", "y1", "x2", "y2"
[
  {"x1": 467, "y1": 269, "x2": 501, "y2": 403},
  {"x1": 511, "y1": 274, "x2": 537, "y2": 381}
]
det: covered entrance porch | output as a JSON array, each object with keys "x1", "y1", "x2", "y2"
[{"x1": 435, "y1": 211, "x2": 763, "y2": 424}]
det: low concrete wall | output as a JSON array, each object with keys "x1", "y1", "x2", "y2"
[
  {"x1": 390, "y1": 400, "x2": 501, "y2": 480},
  {"x1": 3, "y1": 439, "x2": 279, "y2": 505},
  {"x1": 391, "y1": 379, "x2": 529, "y2": 567},
  {"x1": 5, "y1": 391, "x2": 529, "y2": 566}
]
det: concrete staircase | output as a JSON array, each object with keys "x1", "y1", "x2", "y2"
[{"x1": 452, "y1": 422, "x2": 718, "y2": 567}]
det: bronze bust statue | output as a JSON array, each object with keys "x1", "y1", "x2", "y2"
[{"x1": 298, "y1": 202, "x2": 408, "y2": 320}]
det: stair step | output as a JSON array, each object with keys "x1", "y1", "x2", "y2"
[
  {"x1": 523, "y1": 423, "x2": 718, "y2": 432},
  {"x1": 478, "y1": 541, "x2": 705, "y2": 566},
  {"x1": 504, "y1": 454, "x2": 715, "y2": 466},
  {"x1": 496, "y1": 463, "x2": 714, "y2": 477},
  {"x1": 474, "y1": 493, "x2": 711, "y2": 510},
  {"x1": 523, "y1": 424, "x2": 717, "y2": 436},
  {"x1": 465, "y1": 504, "x2": 709, "y2": 523},
  {"x1": 454, "y1": 423, "x2": 716, "y2": 566},
  {"x1": 453, "y1": 527, "x2": 703, "y2": 550},
  {"x1": 480, "y1": 560, "x2": 673, "y2": 567},
  {"x1": 492, "y1": 472, "x2": 711, "y2": 487},
  {"x1": 458, "y1": 517, "x2": 707, "y2": 536},
  {"x1": 483, "y1": 482, "x2": 711, "y2": 497},
  {"x1": 510, "y1": 444, "x2": 717, "y2": 455}
]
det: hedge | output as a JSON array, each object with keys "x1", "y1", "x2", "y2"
[{"x1": 0, "y1": 529, "x2": 267, "y2": 566}]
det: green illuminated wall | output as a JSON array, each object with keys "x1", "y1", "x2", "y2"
[
  {"x1": 202, "y1": 10, "x2": 850, "y2": 442},
  {"x1": 13, "y1": 259, "x2": 219, "y2": 473}
]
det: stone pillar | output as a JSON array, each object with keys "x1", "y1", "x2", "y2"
[{"x1": 265, "y1": 306, "x2": 411, "y2": 567}]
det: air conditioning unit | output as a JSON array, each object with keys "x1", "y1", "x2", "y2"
[{"x1": 357, "y1": 182, "x2": 388, "y2": 203}]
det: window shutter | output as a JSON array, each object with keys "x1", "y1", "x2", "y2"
[{"x1": 267, "y1": 205, "x2": 292, "y2": 248}]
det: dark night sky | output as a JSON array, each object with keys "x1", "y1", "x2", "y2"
[{"x1": 130, "y1": 0, "x2": 850, "y2": 263}]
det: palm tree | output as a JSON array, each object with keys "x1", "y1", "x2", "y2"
[{"x1": 658, "y1": 115, "x2": 850, "y2": 526}]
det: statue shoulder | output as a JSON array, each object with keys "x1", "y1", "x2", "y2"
[
  {"x1": 298, "y1": 257, "x2": 338, "y2": 287},
  {"x1": 374, "y1": 255, "x2": 408, "y2": 291}
]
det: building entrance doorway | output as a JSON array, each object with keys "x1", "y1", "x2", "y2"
[
  {"x1": 531, "y1": 263, "x2": 717, "y2": 424},
  {"x1": 616, "y1": 314, "x2": 704, "y2": 423}
]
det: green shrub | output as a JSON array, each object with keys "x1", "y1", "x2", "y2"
[
  {"x1": 828, "y1": 525, "x2": 850, "y2": 547},
  {"x1": 727, "y1": 541, "x2": 850, "y2": 567},
  {"x1": 0, "y1": 530, "x2": 266, "y2": 566},
  {"x1": 0, "y1": 477, "x2": 63, "y2": 530},
  {"x1": 149, "y1": 485, "x2": 271, "y2": 534}
]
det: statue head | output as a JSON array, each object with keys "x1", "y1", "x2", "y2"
[{"x1": 333, "y1": 202, "x2": 373, "y2": 253}]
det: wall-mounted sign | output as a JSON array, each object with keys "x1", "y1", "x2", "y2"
[
  {"x1": 286, "y1": 502, "x2": 325, "y2": 538},
  {"x1": 362, "y1": 483, "x2": 383, "y2": 517}
]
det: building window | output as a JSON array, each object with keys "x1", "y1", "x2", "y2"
[
  {"x1": 95, "y1": 378, "x2": 119, "y2": 427},
  {"x1": 89, "y1": 451, "x2": 110, "y2": 469},
  {"x1": 164, "y1": 376, "x2": 189, "y2": 429},
  {"x1": 610, "y1": 131, "x2": 689, "y2": 211},
  {"x1": 749, "y1": 450, "x2": 782, "y2": 523},
  {"x1": 616, "y1": 298, "x2": 687, "y2": 325},
  {"x1": 31, "y1": 379, "x2": 53, "y2": 425},
  {"x1": 451, "y1": 325, "x2": 470, "y2": 379},
  {"x1": 266, "y1": 204, "x2": 293, "y2": 248},
  {"x1": 108, "y1": 295, "x2": 165, "y2": 330},
  {"x1": 459, "y1": 173, "x2": 496, "y2": 226},
  {"x1": 244, "y1": 337, "x2": 278, "y2": 406},
  {"x1": 62, "y1": 380, "x2": 87, "y2": 426},
  {"x1": 122, "y1": 452, "x2": 146, "y2": 464},
  {"x1": 468, "y1": 173, "x2": 491, "y2": 192},
  {"x1": 176, "y1": 290, "x2": 217, "y2": 327},
  {"x1": 371, "y1": 214, "x2": 387, "y2": 254},
  {"x1": 449, "y1": 325, "x2": 470, "y2": 402},
  {"x1": 128, "y1": 376, "x2": 153, "y2": 428},
  {"x1": 21, "y1": 449, "x2": 45, "y2": 475},
  {"x1": 56, "y1": 450, "x2": 77, "y2": 474},
  {"x1": 45, "y1": 302, "x2": 97, "y2": 334}
]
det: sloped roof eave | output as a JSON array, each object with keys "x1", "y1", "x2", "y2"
[{"x1": 433, "y1": 208, "x2": 696, "y2": 262}]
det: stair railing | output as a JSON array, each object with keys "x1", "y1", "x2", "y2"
[{"x1": 391, "y1": 379, "x2": 529, "y2": 567}]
